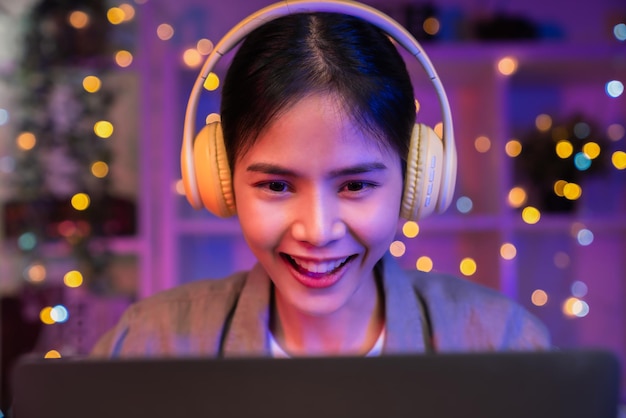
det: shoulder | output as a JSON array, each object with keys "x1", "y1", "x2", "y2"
[
  {"x1": 404, "y1": 269, "x2": 551, "y2": 351},
  {"x1": 90, "y1": 271, "x2": 249, "y2": 357}
]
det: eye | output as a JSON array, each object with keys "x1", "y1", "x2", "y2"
[
  {"x1": 267, "y1": 181, "x2": 288, "y2": 192},
  {"x1": 345, "y1": 181, "x2": 366, "y2": 192}
]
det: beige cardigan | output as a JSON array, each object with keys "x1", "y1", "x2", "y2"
[{"x1": 91, "y1": 255, "x2": 550, "y2": 357}]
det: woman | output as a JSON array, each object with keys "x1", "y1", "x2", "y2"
[{"x1": 92, "y1": 8, "x2": 549, "y2": 358}]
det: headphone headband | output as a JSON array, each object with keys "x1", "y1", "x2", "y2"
[{"x1": 183, "y1": 0, "x2": 457, "y2": 214}]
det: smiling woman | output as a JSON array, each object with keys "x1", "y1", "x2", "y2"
[{"x1": 91, "y1": 1, "x2": 550, "y2": 359}]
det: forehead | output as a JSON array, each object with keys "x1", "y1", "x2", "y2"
[{"x1": 236, "y1": 94, "x2": 399, "y2": 166}]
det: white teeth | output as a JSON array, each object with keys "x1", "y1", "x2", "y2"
[{"x1": 290, "y1": 256, "x2": 349, "y2": 274}]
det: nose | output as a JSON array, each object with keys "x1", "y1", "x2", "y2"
[{"x1": 290, "y1": 190, "x2": 346, "y2": 246}]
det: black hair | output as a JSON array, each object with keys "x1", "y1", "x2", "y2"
[{"x1": 220, "y1": 12, "x2": 415, "y2": 170}]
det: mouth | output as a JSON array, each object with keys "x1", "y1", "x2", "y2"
[{"x1": 280, "y1": 253, "x2": 357, "y2": 288}]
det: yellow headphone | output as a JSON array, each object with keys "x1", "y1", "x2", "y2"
[{"x1": 181, "y1": 0, "x2": 457, "y2": 221}]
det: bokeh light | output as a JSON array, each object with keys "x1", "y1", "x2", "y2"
[
  {"x1": 64, "y1": 270, "x2": 84, "y2": 288},
  {"x1": 402, "y1": 221, "x2": 419, "y2": 238},
  {"x1": 197, "y1": 38, "x2": 213, "y2": 55},
  {"x1": 582, "y1": 142, "x2": 600, "y2": 159},
  {"x1": 553, "y1": 179, "x2": 567, "y2": 197},
  {"x1": 554, "y1": 251, "x2": 570, "y2": 269},
  {"x1": 119, "y1": 3, "x2": 135, "y2": 21},
  {"x1": 563, "y1": 182, "x2": 582, "y2": 200},
  {"x1": 574, "y1": 152, "x2": 592, "y2": 171},
  {"x1": 500, "y1": 243, "x2": 517, "y2": 260},
  {"x1": 44, "y1": 350, "x2": 62, "y2": 359},
  {"x1": 94, "y1": 120, "x2": 114, "y2": 138},
  {"x1": 18, "y1": 232, "x2": 37, "y2": 251},
  {"x1": 576, "y1": 228, "x2": 594, "y2": 246},
  {"x1": 157, "y1": 23, "x2": 174, "y2": 40},
  {"x1": 17, "y1": 131, "x2": 36, "y2": 150},
  {"x1": 68, "y1": 10, "x2": 89, "y2": 29},
  {"x1": 497, "y1": 56, "x2": 518, "y2": 76},
  {"x1": 555, "y1": 140, "x2": 573, "y2": 158},
  {"x1": 107, "y1": 7, "x2": 125, "y2": 24},
  {"x1": 571, "y1": 281, "x2": 588, "y2": 298},
  {"x1": 115, "y1": 50, "x2": 133, "y2": 67},
  {"x1": 459, "y1": 257, "x2": 477, "y2": 276},
  {"x1": 40, "y1": 307, "x2": 55, "y2": 325},
  {"x1": 535, "y1": 114, "x2": 552, "y2": 132},
  {"x1": 203, "y1": 72, "x2": 220, "y2": 91},
  {"x1": 607, "y1": 123, "x2": 625, "y2": 141},
  {"x1": 25, "y1": 263, "x2": 46, "y2": 283},
  {"x1": 612, "y1": 151, "x2": 626, "y2": 170},
  {"x1": 531, "y1": 289, "x2": 548, "y2": 306},
  {"x1": 0, "y1": 108, "x2": 8, "y2": 125},
  {"x1": 563, "y1": 297, "x2": 589, "y2": 318},
  {"x1": 416, "y1": 256, "x2": 433, "y2": 272},
  {"x1": 474, "y1": 135, "x2": 491, "y2": 153},
  {"x1": 505, "y1": 139, "x2": 522, "y2": 157},
  {"x1": 389, "y1": 240, "x2": 406, "y2": 257},
  {"x1": 91, "y1": 161, "x2": 109, "y2": 178},
  {"x1": 521, "y1": 206, "x2": 541, "y2": 224},
  {"x1": 614, "y1": 23, "x2": 626, "y2": 41},
  {"x1": 71, "y1": 193, "x2": 90, "y2": 211},
  {"x1": 605, "y1": 80, "x2": 624, "y2": 98},
  {"x1": 507, "y1": 186, "x2": 527, "y2": 208},
  {"x1": 183, "y1": 48, "x2": 203, "y2": 68},
  {"x1": 423, "y1": 17, "x2": 440, "y2": 35},
  {"x1": 50, "y1": 305, "x2": 69, "y2": 323},
  {"x1": 456, "y1": 196, "x2": 473, "y2": 214},
  {"x1": 83, "y1": 75, "x2": 101, "y2": 93}
]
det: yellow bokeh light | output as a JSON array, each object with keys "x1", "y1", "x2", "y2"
[
  {"x1": 555, "y1": 140, "x2": 573, "y2": 158},
  {"x1": 497, "y1": 56, "x2": 518, "y2": 76},
  {"x1": 535, "y1": 114, "x2": 552, "y2": 132},
  {"x1": 68, "y1": 10, "x2": 90, "y2": 29},
  {"x1": 474, "y1": 135, "x2": 491, "y2": 153},
  {"x1": 423, "y1": 17, "x2": 440, "y2": 35},
  {"x1": 582, "y1": 142, "x2": 600, "y2": 159},
  {"x1": 27, "y1": 263, "x2": 46, "y2": 283},
  {"x1": 115, "y1": 50, "x2": 133, "y2": 67},
  {"x1": 91, "y1": 161, "x2": 109, "y2": 178},
  {"x1": 521, "y1": 206, "x2": 541, "y2": 224},
  {"x1": 119, "y1": 3, "x2": 135, "y2": 21},
  {"x1": 107, "y1": 7, "x2": 125, "y2": 24},
  {"x1": 44, "y1": 350, "x2": 62, "y2": 359},
  {"x1": 553, "y1": 180, "x2": 567, "y2": 197},
  {"x1": 562, "y1": 297, "x2": 579, "y2": 317},
  {"x1": 17, "y1": 131, "x2": 36, "y2": 150},
  {"x1": 505, "y1": 139, "x2": 522, "y2": 157},
  {"x1": 64, "y1": 270, "x2": 84, "y2": 288},
  {"x1": 203, "y1": 72, "x2": 220, "y2": 91},
  {"x1": 402, "y1": 221, "x2": 419, "y2": 238},
  {"x1": 459, "y1": 257, "x2": 477, "y2": 276},
  {"x1": 507, "y1": 186, "x2": 527, "y2": 208},
  {"x1": 40, "y1": 307, "x2": 55, "y2": 325},
  {"x1": 157, "y1": 23, "x2": 174, "y2": 41},
  {"x1": 71, "y1": 193, "x2": 90, "y2": 211},
  {"x1": 184, "y1": 48, "x2": 203, "y2": 69},
  {"x1": 563, "y1": 182, "x2": 582, "y2": 200},
  {"x1": 416, "y1": 256, "x2": 433, "y2": 272},
  {"x1": 94, "y1": 120, "x2": 114, "y2": 138},
  {"x1": 531, "y1": 289, "x2": 548, "y2": 307},
  {"x1": 500, "y1": 243, "x2": 517, "y2": 260},
  {"x1": 612, "y1": 151, "x2": 626, "y2": 170},
  {"x1": 389, "y1": 240, "x2": 406, "y2": 257},
  {"x1": 82, "y1": 75, "x2": 101, "y2": 93},
  {"x1": 197, "y1": 38, "x2": 214, "y2": 55}
]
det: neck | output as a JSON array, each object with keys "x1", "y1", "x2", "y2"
[{"x1": 270, "y1": 273, "x2": 384, "y2": 356}]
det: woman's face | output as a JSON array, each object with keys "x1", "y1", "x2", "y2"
[{"x1": 233, "y1": 94, "x2": 403, "y2": 318}]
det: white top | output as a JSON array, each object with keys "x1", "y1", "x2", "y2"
[{"x1": 268, "y1": 327, "x2": 386, "y2": 358}]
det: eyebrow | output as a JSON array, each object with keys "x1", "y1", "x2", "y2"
[{"x1": 245, "y1": 162, "x2": 388, "y2": 178}]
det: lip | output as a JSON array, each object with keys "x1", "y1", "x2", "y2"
[{"x1": 280, "y1": 253, "x2": 356, "y2": 289}]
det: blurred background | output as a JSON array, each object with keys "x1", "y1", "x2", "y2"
[{"x1": 0, "y1": 0, "x2": 625, "y2": 411}]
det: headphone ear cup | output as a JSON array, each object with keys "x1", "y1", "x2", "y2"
[
  {"x1": 401, "y1": 123, "x2": 444, "y2": 221},
  {"x1": 192, "y1": 122, "x2": 237, "y2": 217}
]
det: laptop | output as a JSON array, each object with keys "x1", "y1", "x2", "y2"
[{"x1": 10, "y1": 349, "x2": 621, "y2": 418}]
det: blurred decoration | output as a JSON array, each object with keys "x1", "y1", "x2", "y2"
[
  {"x1": 514, "y1": 114, "x2": 611, "y2": 212},
  {"x1": 0, "y1": 0, "x2": 137, "y2": 382}
]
